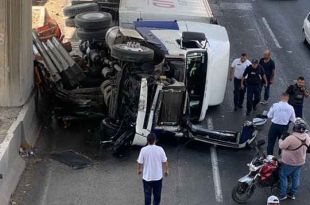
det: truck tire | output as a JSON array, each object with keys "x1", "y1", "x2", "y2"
[
  {"x1": 111, "y1": 43, "x2": 154, "y2": 63},
  {"x1": 63, "y1": 3, "x2": 99, "y2": 17},
  {"x1": 65, "y1": 17, "x2": 76, "y2": 27},
  {"x1": 76, "y1": 28, "x2": 107, "y2": 41},
  {"x1": 75, "y1": 12, "x2": 112, "y2": 30},
  {"x1": 71, "y1": 0, "x2": 96, "y2": 5}
]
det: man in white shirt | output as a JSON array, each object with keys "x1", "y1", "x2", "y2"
[
  {"x1": 267, "y1": 92, "x2": 296, "y2": 155},
  {"x1": 137, "y1": 133, "x2": 169, "y2": 205},
  {"x1": 229, "y1": 53, "x2": 252, "y2": 111}
]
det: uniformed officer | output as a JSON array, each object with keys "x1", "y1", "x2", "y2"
[
  {"x1": 229, "y1": 53, "x2": 252, "y2": 111},
  {"x1": 241, "y1": 59, "x2": 267, "y2": 115},
  {"x1": 266, "y1": 92, "x2": 296, "y2": 155},
  {"x1": 286, "y1": 76, "x2": 309, "y2": 118}
]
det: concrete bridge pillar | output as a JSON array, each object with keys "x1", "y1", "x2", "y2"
[{"x1": 0, "y1": 0, "x2": 33, "y2": 107}]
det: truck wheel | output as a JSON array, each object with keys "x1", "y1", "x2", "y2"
[
  {"x1": 111, "y1": 43, "x2": 154, "y2": 63},
  {"x1": 65, "y1": 17, "x2": 76, "y2": 27},
  {"x1": 76, "y1": 28, "x2": 107, "y2": 41},
  {"x1": 75, "y1": 12, "x2": 112, "y2": 30},
  {"x1": 63, "y1": 3, "x2": 99, "y2": 17}
]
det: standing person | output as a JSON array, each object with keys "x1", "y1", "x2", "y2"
[
  {"x1": 267, "y1": 195, "x2": 280, "y2": 205},
  {"x1": 259, "y1": 50, "x2": 276, "y2": 104},
  {"x1": 137, "y1": 133, "x2": 169, "y2": 205},
  {"x1": 241, "y1": 59, "x2": 267, "y2": 115},
  {"x1": 229, "y1": 53, "x2": 252, "y2": 111},
  {"x1": 266, "y1": 93, "x2": 296, "y2": 155},
  {"x1": 286, "y1": 76, "x2": 309, "y2": 118},
  {"x1": 278, "y1": 118, "x2": 310, "y2": 200}
]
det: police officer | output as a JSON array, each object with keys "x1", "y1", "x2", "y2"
[
  {"x1": 229, "y1": 53, "x2": 252, "y2": 111},
  {"x1": 266, "y1": 92, "x2": 296, "y2": 155},
  {"x1": 286, "y1": 76, "x2": 309, "y2": 118},
  {"x1": 241, "y1": 59, "x2": 267, "y2": 115}
]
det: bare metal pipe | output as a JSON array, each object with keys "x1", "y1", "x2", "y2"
[
  {"x1": 46, "y1": 40, "x2": 70, "y2": 71},
  {"x1": 32, "y1": 31, "x2": 61, "y2": 82}
]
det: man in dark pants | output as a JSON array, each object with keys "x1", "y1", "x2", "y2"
[
  {"x1": 241, "y1": 59, "x2": 267, "y2": 115},
  {"x1": 266, "y1": 93, "x2": 296, "y2": 155},
  {"x1": 259, "y1": 50, "x2": 276, "y2": 104},
  {"x1": 229, "y1": 53, "x2": 252, "y2": 111},
  {"x1": 286, "y1": 76, "x2": 309, "y2": 118},
  {"x1": 137, "y1": 133, "x2": 169, "y2": 205}
]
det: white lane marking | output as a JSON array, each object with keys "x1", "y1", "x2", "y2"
[
  {"x1": 207, "y1": 118, "x2": 223, "y2": 203},
  {"x1": 262, "y1": 17, "x2": 282, "y2": 49}
]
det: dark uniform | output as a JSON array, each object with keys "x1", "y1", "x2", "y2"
[
  {"x1": 259, "y1": 58, "x2": 275, "y2": 101},
  {"x1": 286, "y1": 84, "x2": 306, "y2": 118},
  {"x1": 243, "y1": 64, "x2": 265, "y2": 114}
]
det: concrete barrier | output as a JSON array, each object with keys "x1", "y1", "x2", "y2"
[{"x1": 0, "y1": 93, "x2": 40, "y2": 205}]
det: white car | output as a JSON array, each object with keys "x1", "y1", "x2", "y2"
[{"x1": 303, "y1": 12, "x2": 310, "y2": 44}]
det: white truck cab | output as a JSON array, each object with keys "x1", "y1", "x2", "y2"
[{"x1": 128, "y1": 20, "x2": 230, "y2": 145}]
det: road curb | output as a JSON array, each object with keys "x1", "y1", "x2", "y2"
[{"x1": 0, "y1": 93, "x2": 40, "y2": 205}]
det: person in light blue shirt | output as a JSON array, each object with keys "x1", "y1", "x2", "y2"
[{"x1": 267, "y1": 92, "x2": 296, "y2": 155}]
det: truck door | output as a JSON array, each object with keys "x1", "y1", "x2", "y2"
[{"x1": 185, "y1": 50, "x2": 208, "y2": 122}]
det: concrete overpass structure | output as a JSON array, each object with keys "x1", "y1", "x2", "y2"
[
  {"x1": 0, "y1": 0, "x2": 33, "y2": 107},
  {"x1": 0, "y1": 1, "x2": 39, "y2": 204}
]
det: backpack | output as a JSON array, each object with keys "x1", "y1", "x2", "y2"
[{"x1": 288, "y1": 135, "x2": 310, "y2": 154}]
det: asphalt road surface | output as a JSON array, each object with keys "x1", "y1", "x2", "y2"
[{"x1": 11, "y1": 1, "x2": 310, "y2": 205}]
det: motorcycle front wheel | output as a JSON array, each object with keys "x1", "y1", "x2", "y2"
[{"x1": 232, "y1": 182, "x2": 256, "y2": 204}]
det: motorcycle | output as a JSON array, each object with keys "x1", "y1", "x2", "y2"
[{"x1": 231, "y1": 139, "x2": 280, "y2": 203}]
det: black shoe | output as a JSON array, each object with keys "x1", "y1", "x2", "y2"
[
  {"x1": 287, "y1": 193, "x2": 296, "y2": 200},
  {"x1": 234, "y1": 107, "x2": 238, "y2": 111}
]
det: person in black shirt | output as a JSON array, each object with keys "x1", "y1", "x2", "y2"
[
  {"x1": 259, "y1": 50, "x2": 275, "y2": 104},
  {"x1": 241, "y1": 59, "x2": 267, "y2": 115},
  {"x1": 286, "y1": 76, "x2": 309, "y2": 118}
]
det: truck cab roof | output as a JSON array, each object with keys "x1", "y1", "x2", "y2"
[{"x1": 135, "y1": 21, "x2": 229, "y2": 56}]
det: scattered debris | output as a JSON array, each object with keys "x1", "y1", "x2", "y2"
[{"x1": 19, "y1": 146, "x2": 35, "y2": 158}]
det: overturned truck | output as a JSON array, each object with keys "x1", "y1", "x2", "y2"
[{"x1": 34, "y1": 1, "x2": 266, "y2": 152}]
